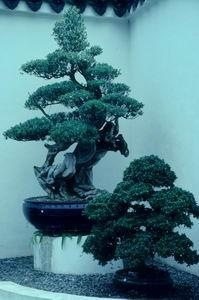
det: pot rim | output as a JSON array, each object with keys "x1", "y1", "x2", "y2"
[{"x1": 24, "y1": 196, "x2": 88, "y2": 205}]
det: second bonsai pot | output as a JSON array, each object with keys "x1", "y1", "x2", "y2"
[
  {"x1": 113, "y1": 265, "x2": 173, "y2": 297},
  {"x1": 23, "y1": 196, "x2": 92, "y2": 236}
]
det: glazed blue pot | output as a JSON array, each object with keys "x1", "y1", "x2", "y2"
[{"x1": 23, "y1": 197, "x2": 92, "y2": 236}]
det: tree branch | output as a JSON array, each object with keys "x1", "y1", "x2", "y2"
[
  {"x1": 36, "y1": 105, "x2": 51, "y2": 120},
  {"x1": 69, "y1": 67, "x2": 85, "y2": 88}
]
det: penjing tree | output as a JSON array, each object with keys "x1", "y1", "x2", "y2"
[
  {"x1": 84, "y1": 155, "x2": 199, "y2": 269},
  {"x1": 3, "y1": 7, "x2": 143, "y2": 200}
]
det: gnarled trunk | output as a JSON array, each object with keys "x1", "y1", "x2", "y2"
[{"x1": 34, "y1": 120, "x2": 129, "y2": 200}]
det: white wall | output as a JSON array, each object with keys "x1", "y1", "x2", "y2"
[
  {"x1": 129, "y1": 0, "x2": 199, "y2": 275},
  {"x1": 0, "y1": 3, "x2": 131, "y2": 257}
]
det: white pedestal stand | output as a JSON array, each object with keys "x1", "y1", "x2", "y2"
[{"x1": 33, "y1": 235, "x2": 123, "y2": 274}]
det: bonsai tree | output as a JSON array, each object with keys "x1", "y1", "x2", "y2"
[
  {"x1": 3, "y1": 7, "x2": 143, "y2": 200},
  {"x1": 83, "y1": 155, "x2": 199, "y2": 270}
]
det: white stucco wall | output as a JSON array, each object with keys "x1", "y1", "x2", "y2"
[
  {"x1": 129, "y1": 0, "x2": 199, "y2": 275},
  {"x1": 0, "y1": 2, "x2": 131, "y2": 257}
]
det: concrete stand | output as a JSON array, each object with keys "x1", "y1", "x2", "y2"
[{"x1": 33, "y1": 235, "x2": 123, "y2": 274}]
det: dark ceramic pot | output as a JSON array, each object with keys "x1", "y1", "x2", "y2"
[
  {"x1": 23, "y1": 197, "x2": 92, "y2": 236},
  {"x1": 113, "y1": 265, "x2": 173, "y2": 297}
]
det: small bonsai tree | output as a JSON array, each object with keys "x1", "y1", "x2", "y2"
[
  {"x1": 83, "y1": 155, "x2": 199, "y2": 269},
  {"x1": 3, "y1": 7, "x2": 143, "y2": 200}
]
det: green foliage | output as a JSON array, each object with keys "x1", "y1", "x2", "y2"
[
  {"x1": 84, "y1": 155, "x2": 199, "y2": 268},
  {"x1": 106, "y1": 82, "x2": 131, "y2": 95},
  {"x1": 101, "y1": 93, "x2": 143, "y2": 119},
  {"x1": 50, "y1": 120, "x2": 98, "y2": 145},
  {"x1": 123, "y1": 155, "x2": 177, "y2": 187},
  {"x1": 21, "y1": 49, "x2": 95, "y2": 79},
  {"x1": 155, "y1": 232, "x2": 199, "y2": 265},
  {"x1": 115, "y1": 233, "x2": 153, "y2": 267},
  {"x1": 25, "y1": 81, "x2": 80, "y2": 110},
  {"x1": 3, "y1": 117, "x2": 52, "y2": 141},
  {"x1": 113, "y1": 182, "x2": 153, "y2": 203},
  {"x1": 32, "y1": 231, "x2": 44, "y2": 245},
  {"x1": 21, "y1": 44, "x2": 104, "y2": 79},
  {"x1": 4, "y1": 6, "x2": 143, "y2": 157},
  {"x1": 87, "y1": 46, "x2": 103, "y2": 57},
  {"x1": 53, "y1": 6, "x2": 89, "y2": 52},
  {"x1": 59, "y1": 90, "x2": 93, "y2": 108},
  {"x1": 85, "y1": 191, "x2": 115, "y2": 222},
  {"x1": 84, "y1": 224, "x2": 118, "y2": 265},
  {"x1": 87, "y1": 63, "x2": 121, "y2": 81},
  {"x1": 79, "y1": 100, "x2": 107, "y2": 128}
]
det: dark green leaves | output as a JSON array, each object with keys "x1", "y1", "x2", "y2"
[
  {"x1": 155, "y1": 233, "x2": 199, "y2": 266},
  {"x1": 106, "y1": 82, "x2": 131, "y2": 95},
  {"x1": 21, "y1": 49, "x2": 94, "y2": 79},
  {"x1": 123, "y1": 155, "x2": 177, "y2": 187},
  {"x1": 3, "y1": 117, "x2": 51, "y2": 141},
  {"x1": 50, "y1": 120, "x2": 98, "y2": 145},
  {"x1": 79, "y1": 100, "x2": 107, "y2": 128},
  {"x1": 148, "y1": 187, "x2": 198, "y2": 228},
  {"x1": 85, "y1": 192, "x2": 113, "y2": 222},
  {"x1": 86, "y1": 46, "x2": 103, "y2": 57},
  {"x1": 3, "y1": 115, "x2": 98, "y2": 145},
  {"x1": 84, "y1": 155, "x2": 199, "y2": 268},
  {"x1": 83, "y1": 224, "x2": 117, "y2": 265},
  {"x1": 21, "y1": 43, "x2": 100, "y2": 79},
  {"x1": 113, "y1": 182, "x2": 153, "y2": 203},
  {"x1": 17, "y1": 6, "x2": 143, "y2": 147},
  {"x1": 87, "y1": 63, "x2": 120, "y2": 81},
  {"x1": 149, "y1": 187, "x2": 197, "y2": 216},
  {"x1": 101, "y1": 93, "x2": 143, "y2": 119},
  {"x1": 25, "y1": 81, "x2": 80, "y2": 110},
  {"x1": 53, "y1": 6, "x2": 89, "y2": 52},
  {"x1": 115, "y1": 233, "x2": 153, "y2": 267},
  {"x1": 60, "y1": 89, "x2": 93, "y2": 108},
  {"x1": 4, "y1": 5, "x2": 144, "y2": 192}
]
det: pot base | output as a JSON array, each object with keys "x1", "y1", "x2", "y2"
[{"x1": 114, "y1": 266, "x2": 173, "y2": 297}]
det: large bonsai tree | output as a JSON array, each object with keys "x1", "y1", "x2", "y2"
[
  {"x1": 83, "y1": 155, "x2": 199, "y2": 269},
  {"x1": 3, "y1": 7, "x2": 143, "y2": 200}
]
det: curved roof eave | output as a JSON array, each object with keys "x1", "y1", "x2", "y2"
[{"x1": 0, "y1": 0, "x2": 147, "y2": 17}]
